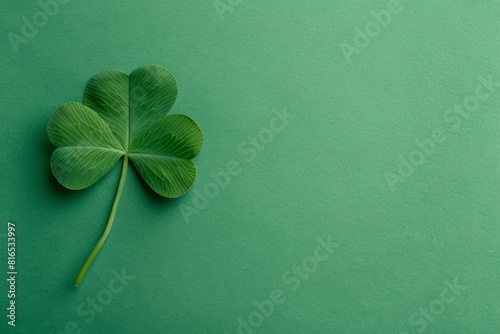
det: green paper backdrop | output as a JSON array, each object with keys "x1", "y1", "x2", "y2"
[{"x1": 1, "y1": 1, "x2": 500, "y2": 333}]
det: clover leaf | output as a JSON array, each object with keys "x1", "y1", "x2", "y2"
[{"x1": 47, "y1": 65, "x2": 203, "y2": 286}]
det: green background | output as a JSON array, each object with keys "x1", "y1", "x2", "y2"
[{"x1": 1, "y1": 0, "x2": 500, "y2": 333}]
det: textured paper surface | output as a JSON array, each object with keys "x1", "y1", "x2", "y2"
[{"x1": 1, "y1": 1, "x2": 500, "y2": 333}]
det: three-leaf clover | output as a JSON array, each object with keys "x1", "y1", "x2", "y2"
[{"x1": 47, "y1": 65, "x2": 203, "y2": 286}]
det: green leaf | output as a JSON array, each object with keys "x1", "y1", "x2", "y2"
[
  {"x1": 130, "y1": 114, "x2": 203, "y2": 197},
  {"x1": 83, "y1": 70, "x2": 129, "y2": 148},
  {"x1": 51, "y1": 147, "x2": 123, "y2": 190},
  {"x1": 47, "y1": 65, "x2": 203, "y2": 286},
  {"x1": 48, "y1": 102, "x2": 124, "y2": 189}
]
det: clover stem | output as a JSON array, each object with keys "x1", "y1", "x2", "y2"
[{"x1": 74, "y1": 155, "x2": 129, "y2": 286}]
